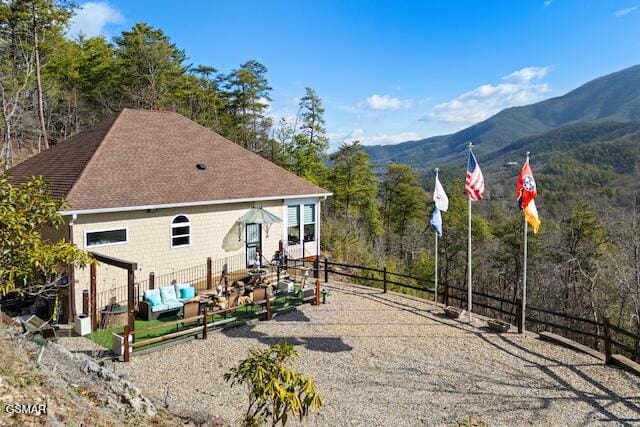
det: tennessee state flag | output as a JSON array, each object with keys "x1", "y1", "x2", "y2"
[
  {"x1": 524, "y1": 200, "x2": 540, "y2": 234},
  {"x1": 516, "y1": 158, "x2": 540, "y2": 233},
  {"x1": 516, "y1": 159, "x2": 537, "y2": 209}
]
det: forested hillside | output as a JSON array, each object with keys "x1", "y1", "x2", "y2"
[
  {"x1": 2, "y1": 1, "x2": 639, "y2": 352},
  {"x1": 364, "y1": 64, "x2": 640, "y2": 172},
  {"x1": 0, "y1": 1, "x2": 327, "y2": 183}
]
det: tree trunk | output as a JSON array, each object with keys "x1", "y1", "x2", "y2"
[
  {"x1": 32, "y1": 1, "x2": 48, "y2": 151},
  {"x1": 2, "y1": 113, "x2": 13, "y2": 170}
]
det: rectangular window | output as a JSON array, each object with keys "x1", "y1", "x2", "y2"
[
  {"x1": 172, "y1": 236, "x2": 190, "y2": 247},
  {"x1": 287, "y1": 205, "x2": 300, "y2": 245},
  {"x1": 303, "y1": 204, "x2": 316, "y2": 242},
  {"x1": 86, "y1": 229, "x2": 127, "y2": 247}
]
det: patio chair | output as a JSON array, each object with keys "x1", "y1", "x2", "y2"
[
  {"x1": 251, "y1": 286, "x2": 268, "y2": 305},
  {"x1": 246, "y1": 286, "x2": 269, "y2": 316},
  {"x1": 177, "y1": 300, "x2": 201, "y2": 331}
]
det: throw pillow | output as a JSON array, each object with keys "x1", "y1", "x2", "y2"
[
  {"x1": 146, "y1": 293, "x2": 162, "y2": 307},
  {"x1": 160, "y1": 286, "x2": 178, "y2": 303},
  {"x1": 180, "y1": 286, "x2": 195, "y2": 300}
]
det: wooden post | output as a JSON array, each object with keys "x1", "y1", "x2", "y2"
[
  {"x1": 127, "y1": 268, "x2": 135, "y2": 340},
  {"x1": 444, "y1": 282, "x2": 449, "y2": 306},
  {"x1": 82, "y1": 290, "x2": 89, "y2": 315},
  {"x1": 313, "y1": 258, "x2": 319, "y2": 279},
  {"x1": 277, "y1": 264, "x2": 281, "y2": 284},
  {"x1": 149, "y1": 272, "x2": 155, "y2": 290},
  {"x1": 315, "y1": 280, "x2": 321, "y2": 306},
  {"x1": 206, "y1": 257, "x2": 212, "y2": 290},
  {"x1": 123, "y1": 325, "x2": 130, "y2": 362},
  {"x1": 90, "y1": 263, "x2": 97, "y2": 331},
  {"x1": 324, "y1": 258, "x2": 329, "y2": 283},
  {"x1": 202, "y1": 308, "x2": 208, "y2": 340},
  {"x1": 383, "y1": 266, "x2": 388, "y2": 293},
  {"x1": 603, "y1": 316, "x2": 612, "y2": 364},
  {"x1": 265, "y1": 292, "x2": 271, "y2": 321},
  {"x1": 516, "y1": 298, "x2": 523, "y2": 334}
]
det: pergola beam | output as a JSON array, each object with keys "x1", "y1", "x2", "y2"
[
  {"x1": 90, "y1": 252, "x2": 138, "y2": 271},
  {"x1": 89, "y1": 252, "x2": 138, "y2": 334}
]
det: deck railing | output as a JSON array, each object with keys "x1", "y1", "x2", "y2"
[{"x1": 94, "y1": 253, "x2": 251, "y2": 313}]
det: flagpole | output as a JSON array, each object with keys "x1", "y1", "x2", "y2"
[
  {"x1": 522, "y1": 151, "x2": 530, "y2": 335},
  {"x1": 467, "y1": 143, "x2": 473, "y2": 323},
  {"x1": 434, "y1": 167, "x2": 439, "y2": 305}
]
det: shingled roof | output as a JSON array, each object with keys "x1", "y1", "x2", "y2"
[{"x1": 8, "y1": 109, "x2": 330, "y2": 213}]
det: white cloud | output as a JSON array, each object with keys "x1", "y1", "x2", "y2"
[
  {"x1": 266, "y1": 97, "x2": 299, "y2": 126},
  {"x1": 504, "y1": 66, "x2": 549, "y2": 82},
  {"x1": 544, "y1": 0, "x2": 554, "y2": 7},
  {"x1": 362, "y1": 94, "x2": 413, "y2": 110},
  {"x1": 337, "y1": 129, "x2": 420, "y2": 146},
  {"x1": 614, "y1": 6, "x2": 638, "y2": 16},
  {"x1": 426, "y1": 66, "x2": 551, "y2": 125},
  {"x1": 68, "y1": 2, "x2": 124, "y2": 38}
]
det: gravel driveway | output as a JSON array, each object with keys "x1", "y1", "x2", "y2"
[{"x1": 118, "y1": 282, "x2": 640, "y2": 426}]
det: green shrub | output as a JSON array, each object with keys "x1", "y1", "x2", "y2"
[{"x1": 224, "y1": 343, "x2": 323, "y2": 426}]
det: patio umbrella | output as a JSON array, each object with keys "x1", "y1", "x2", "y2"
[
  {"x1": 236, "y1": 207, "x2": 282, "y2": 224},
  {"x1": 236, "y1": 207, "x2": 282, "y2": 241}
]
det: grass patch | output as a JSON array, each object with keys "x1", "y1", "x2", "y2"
[{"x1": 88, "y1": 292, "x2": 306, "y2": 351}]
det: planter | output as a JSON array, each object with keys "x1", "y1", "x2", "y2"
[
  {"x1": 112, "y1": 332, "x2": 133, "y2": 356},
  {"x1": 74, "y1": 314, "x2": 92, "y2": 336},
  {"x1": 444, "y1": 306, "x2": 463, "y2": 319},
  {"x1": 487, "y1": 319, "x2": 511, "y2": 333}
]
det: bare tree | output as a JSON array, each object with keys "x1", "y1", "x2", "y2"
[
  {"x1": 30, "y1": 0, "x2": 48, "y2": 151},
  {"x1": 0, "y1": 48, "x2": 33, "y2": 170}
]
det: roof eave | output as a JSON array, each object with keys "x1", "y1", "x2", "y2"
[{"x1": 58, "y1": 192, "x2": 333, "y2": 216}]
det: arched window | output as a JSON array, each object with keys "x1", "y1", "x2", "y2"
[{"x1": 171, "y1": 215, "x2": 191, "y2": 248}]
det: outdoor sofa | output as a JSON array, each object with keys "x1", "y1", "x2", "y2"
[{"x1": 139, "y1": 283, "x2": 196, "y2": 320}]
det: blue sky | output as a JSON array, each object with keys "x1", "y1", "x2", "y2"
[{"x1": 69, "y1": 1, "x2": 640, "y2": 149}]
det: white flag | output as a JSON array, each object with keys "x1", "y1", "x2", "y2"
[{"x1": 434, "y1": 175, "x2": 449, "y2": 212}]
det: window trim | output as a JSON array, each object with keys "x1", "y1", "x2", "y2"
[
  {"x1": 84, "y1": 227, "x2": 128, "y2": 248},
  {"x1": 171, "y1": 214, "x2": 191, "y2": 248},
  {"x1": 302, "y1": 203, "x2": 316, "y2": 243}
]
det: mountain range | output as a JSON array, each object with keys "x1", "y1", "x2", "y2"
[{"x1": 363, "y1": 64, "x2": 640, "y2": 174}]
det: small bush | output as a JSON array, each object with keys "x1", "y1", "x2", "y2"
[{"x1": 225, "y1": 343, "x2": 323, "y2": 426}]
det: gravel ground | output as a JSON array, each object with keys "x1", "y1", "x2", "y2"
[{"x1": 117, "y1": 282, "x2": 640, "y2": 426}]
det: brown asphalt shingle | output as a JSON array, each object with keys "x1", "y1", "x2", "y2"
[{"x1": 7, "y1": 109, "x2": 329, "y2": 211}]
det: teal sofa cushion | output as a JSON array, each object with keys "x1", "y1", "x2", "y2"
[
  {"x1": 160, "y1": 286, "x2": 178, "y2": 304},
  {"x1": 150, "y1": 303, "x2": 169, "y2": 312},
  {"x1": 165, "y1": 300, "x2": 183, "y2": 310},
  {"x1": 179, "y1": 286, "x2": 195, "y2": 300},
  {"x1": 144, "y1": 289, "x2": 162, "y2": 307}
]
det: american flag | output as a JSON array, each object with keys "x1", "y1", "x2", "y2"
[{"x1": 465, "y1": 150, "x2": 485, "y2": 201}]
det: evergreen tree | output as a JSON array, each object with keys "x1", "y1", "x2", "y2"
[
  {"x1": 113, "y1": 23, "x2": 186, "y2": 110},
  {"x1": 327, "y1": 141, "x2": 381, "y2": 238},
  {"x1": 290, "y1": 87, "x2": 328, "y2": 184},
  {"x1": 380, "y1": 163, "x2": 427, "y2": 258},
  {"x1": 225, "y1": 60, "x2": 272, "y2": 156}
]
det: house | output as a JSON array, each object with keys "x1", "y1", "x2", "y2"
[{"x1": 7, "y1": 109, "x2": 331, "y2": 319}]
